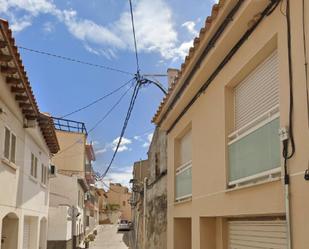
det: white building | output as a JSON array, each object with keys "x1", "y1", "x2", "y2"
[
  {"x1": 0, "y1": 19, "x2": 59, "y2": 249},
  {"x1": 48, "y1": 174, "x2": 88, "y2": 249}
]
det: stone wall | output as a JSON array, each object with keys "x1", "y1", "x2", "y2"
[
  {"x1": 145, "y1": 174, "x2": 167, "y2": 249},
  {"x1": 145, "y1": 127, "x2": 167, "y2": 249}
]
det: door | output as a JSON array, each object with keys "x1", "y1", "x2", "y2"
[
  {"x1": 228, "y1": 219, "x2": 287, "y2": 249},
  {"x1": 23, "y1": 219, "x2": 30, "y2": 249}
]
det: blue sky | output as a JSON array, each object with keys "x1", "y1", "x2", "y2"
[{"x1": 0, "y1": 0, "x2": 216, "y2": 186}]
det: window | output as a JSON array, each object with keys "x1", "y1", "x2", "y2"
[
  {"x1": 31, "y1": 153, "x2": 38, "y2": 178},
  {"x1": 123, "y1": 201, "x2": 126, "y2": 206},
  {"x1": 228, "y1": 51, "x2": 281, "y2": 186},
  {"x1": 3, "y1": 127, "x2": 16, "y2": 164},
  {"x1": 175, "y1": 129, "x2": 192, "y2": 201},
  {"x1": 155, "y1": 153, "x2": 160, "y2": 177},
  {"x1": 41, "y1": 164, "x2": 48, "y2": 185}
]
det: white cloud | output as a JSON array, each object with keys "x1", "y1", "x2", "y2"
[
  {"x1": 142, "y1": 132, "x2": 153, "y2": 148},
  {"x1": 92, "y1": 141, "x2": 100, "y2": 145},
  {"x1": 0, "y1": 0, "x2": 59, "y2": 16},
  {"x1": 62, "y1": 10, "x2": 126, "y2": 49},
  {"x1": 172, "y1": 40, "x2": 194, "y2": 61},
  {"x1": 112, "y1": 137, "x2": 132, "y2": 152},
  {"x1": 95, "y1": 148, "x2": 107, "y2": 155},
  {"x1": 133, "y1": 135, "x2": 141, "y2": 141},
  {"x1": 10, "y1": 15, "x2": 32, "y2": 32},
  {"x1": 103, "y1": 165, "x2": 133, "y2": 188},
  {"x1": 114, "y1": 0, "x2": 178, "y2": 59},
  {"x1": 0, "y1": 0, "x2": 195, "y2": 61},
  {"x1": 182, "y1": 21, "x2": 198, "y2": 36},
  {"x1": 43, "y1": 21, "x2": 55, "y2": 33}
]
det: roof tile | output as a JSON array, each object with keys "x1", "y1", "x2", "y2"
[{"x1": 152, "y1": 0, "x2": 225, "y2": 123}]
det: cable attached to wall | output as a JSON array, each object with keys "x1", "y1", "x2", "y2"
[
  {"x1": 282, "y1": 0, "x2": 295, "y2": 186},
  {"x1": 302, "y1": 0, "x2": 309, "y2": 127}
]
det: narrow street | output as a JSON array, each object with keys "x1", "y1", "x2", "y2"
[{"x1": 89, "y1": 225, "x2": 131, "y2": 249}]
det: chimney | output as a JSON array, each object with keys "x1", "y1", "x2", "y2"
[{"x1": 167, "y1": 68, "x2": 179, "y2": 88}]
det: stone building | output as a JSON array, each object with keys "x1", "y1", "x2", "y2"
[
  {"x1": 131, "y1": 127, "x2": 167, "y2": 249},
  {"x1": 106, "y1": 183, "x2": 132, "y2": 221},
  {"x1": 131, "y1": 159, "x2": 149, "y2": 249},
  {"x1": 144, "y1": 128, "x2": 167, "y2": 249}
]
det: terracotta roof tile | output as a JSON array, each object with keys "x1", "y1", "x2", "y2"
[
  {"x1": 0, "y1": 19, "x2": 59, "y2": 154},
  {"x1": 152, "y1": 0, "x2": 226, "y2": 123}
]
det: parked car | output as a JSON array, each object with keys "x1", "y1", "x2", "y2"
[{"x1": 117, "y1": 219, "x2": 131, "y2": 231}]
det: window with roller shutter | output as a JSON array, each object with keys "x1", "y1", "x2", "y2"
[
  {"x1": 228, "y1": 51, "x2": 281, "y2": 186},
  {"x1": 175, "y1": 129, "x2": 192, "y2": 201}
]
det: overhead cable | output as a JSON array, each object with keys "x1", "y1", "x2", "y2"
[
  {"x1": 128, "y1": 0, "x2": 140, "y2": 72},
  {"x1": 53, "y1": 83, "x2": 134, "y2": 156},
  {"x1": 88, "y1": 82, "x2": 135, "y2": 134},
  {"x1": 61, "y1": 77, "x2": 134, "y2": 118},
  {"x1": 100, "y1": 80, "x2": 141, "y2": 179},
  {"x1": 17, "y1": 46, "x2": 133, "y2": 75}
]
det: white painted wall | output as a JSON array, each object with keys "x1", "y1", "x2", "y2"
[
  {"x1": 48, "y1": 206, "x2": 72, "y2": 241},
  {"x1": 49, "y1": 174, "x2": 80, "y2": 207},
  {"x1": 49, "y1": 174, "x2": 85, "y2": 238},
  {"x1": 0, "y1": 57, "x2": 50, "y2": 249}
]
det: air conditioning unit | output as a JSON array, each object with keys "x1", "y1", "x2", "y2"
[{"x1": 49, "y1": 165, "x2": 57, "y2": 178}]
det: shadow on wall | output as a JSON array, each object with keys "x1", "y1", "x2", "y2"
[{"x1": 119, "y1": 230, "x2": 131, "y2": 248}]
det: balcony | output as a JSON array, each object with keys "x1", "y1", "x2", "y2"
[
  {"x1": 228, "y1": 106, "x2": 281, "y2": 186},
  {"x1": 175, "y1": 161, "x2": 192, "y2": 201}
]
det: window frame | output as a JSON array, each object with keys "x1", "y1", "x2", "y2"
[
  {"x1": 175, "y1": 127, "x2": 192, "y2": 202},
  {"x1": 3, "y1": 126, "x2": 17, "y2": 165},
  {"x1": 41, "y1": 164, "x2": 48, "y2": 185},
  {"x1": 227, "y1": 51, "x2": 281, "y2": 187},
  {"x1": 31, "y1": 153, "x2": 38, "y2": 178}
]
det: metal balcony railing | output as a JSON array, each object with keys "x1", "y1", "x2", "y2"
[{"x1": 52, "y1": 117, "x2": 88, "y2": 134}]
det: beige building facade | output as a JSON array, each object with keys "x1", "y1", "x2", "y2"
[
  {"x1": 153, "y1": 0, "x2": 309, "y2": 248},
  {"x1": 106, "y1": 183, "x2": 132, "y2": 221},
  {"x1": 48, "y1": 120, "x2": 96, "y2": 249}
]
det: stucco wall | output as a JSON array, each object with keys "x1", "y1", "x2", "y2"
[
  {"x1": 49, "y1": 174, "x2": 80, "y2": 207},
  {"x1": 160, "y1": 1, "x2": 309, "y2": 249},
  {"x1": 51, "y1": 131, "x2": 86, "y2": 174},
  {"x1": 106, "y1": 184, "x2": 132, "y2": 221},
  {"x1": 48, "y1": 206, "x2": 72, "y2": 241}
]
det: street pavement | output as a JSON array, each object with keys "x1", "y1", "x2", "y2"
[{"x1": 88, "y1": 225, "x2": 131, "y2": 249}]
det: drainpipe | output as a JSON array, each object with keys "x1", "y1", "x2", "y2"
[
  {"x1": 143, "y1": 177, "x2": 147, "y2": 249},
  {"x1": 284, "y1": 181, "x2": 292, "y2": 249},
  {"x1": 71, "y1": 205, "x2": 76, "y2": 249}
]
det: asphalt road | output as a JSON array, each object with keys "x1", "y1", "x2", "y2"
[{"x1": 88, "y1": 225, "x2": 130, "y2": 249}]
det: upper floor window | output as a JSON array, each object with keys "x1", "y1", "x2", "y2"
[
  {"x1": 4, "y1": 127, "x2": 16, "y2": 164},
  {"x1": 41, "y1": 164, "x2": 48, "y2": 185},
  {"x1": 155, "y1": 152, "x2": 160, "y2": 178},
  {"x1": 228, "y1": 51, "x2": 281, "y2": 186},
  {"x1": 175, "y1": 129, "x2": 192, "y2": 201},
  {"x1": 31, "y1": 153, "x2": 38, "y2": 178}
]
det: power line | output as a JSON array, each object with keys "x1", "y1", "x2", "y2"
[
  {"x1": 129, "y1": 0, "x2": 140, "y2": 72},
  {"x1": 54, "y1": 82, "x2": 134, "y2": 156},
  {"x1": 17, "y1": 46, "x2": 134, "y2": 76},
  {"x1": 88, "y1": 82, "x2": 135, "y2": 134},
  {"x1": 100, "y1": 80, "x2": 141, "y2": 179},
  {"x1": 60, "y1": 77, "x2": 134, "y2": 118}
]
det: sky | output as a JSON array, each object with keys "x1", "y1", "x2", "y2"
[{"x1": 0, "y1": 0, "x2": 217, "y2": 187}]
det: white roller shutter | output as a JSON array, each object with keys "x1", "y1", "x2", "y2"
[
  {"x1": 23, "y1": 219, "x2": 30, "y2": 249},
  {"x1": 234, "y1": 51, "x2": 279, "y2": 130},
  {"x1": 179, "y1": 130, "x2": 192, "y2": 166},
  {"x1": 228, "y1": 220, "x2": 287, "y2": 249}
]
